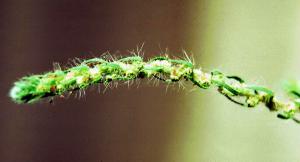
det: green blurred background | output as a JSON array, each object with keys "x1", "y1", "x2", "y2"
[{"x1": 1, "y1": 0, "x2": 300, "y2": 161}]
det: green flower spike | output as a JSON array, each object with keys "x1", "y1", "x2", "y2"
[{"x1": 9, "y1": 55, "x2": 300, "y2": 123}]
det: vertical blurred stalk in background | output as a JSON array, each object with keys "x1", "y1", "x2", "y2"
[{"x1": 166, "y1": 1, "x2": 300, "y2": 161}]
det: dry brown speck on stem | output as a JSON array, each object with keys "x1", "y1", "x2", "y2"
[{"x1": 9, "y1": 54, "x2": 300, "y2": 123}]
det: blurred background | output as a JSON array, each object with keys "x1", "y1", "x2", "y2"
[{"x1": 1, "y1": 0, "x2": 300, "y2": 161}]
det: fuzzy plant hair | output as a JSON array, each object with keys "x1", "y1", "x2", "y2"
[{"x1": 9, "y1": 51, "x2": 300, "y2": 124}]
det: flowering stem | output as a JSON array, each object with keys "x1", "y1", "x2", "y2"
[{"x1": 9, "y1": 55, "x2": 300, "y2": 123}]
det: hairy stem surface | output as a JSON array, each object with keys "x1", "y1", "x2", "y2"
[{"x1": 9, "y1": 55, "x2": 300, "y2": 123}]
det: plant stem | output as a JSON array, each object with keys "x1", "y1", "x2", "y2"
[{"x1": 9, "y1": 55, "x2": 300, "y2": 123}]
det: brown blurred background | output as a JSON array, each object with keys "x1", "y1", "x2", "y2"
[
  {"x1": 1, "y1": 0, "x2": 195, "y2": 161},
  {"x1": 1, "y1": 0, "x2": 300, "y2": 162}
]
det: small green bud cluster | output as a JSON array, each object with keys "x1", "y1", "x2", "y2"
[
  {"x1": 9, "y1": 55, "x2": 300, "y2": 123},
  {"x1": 9, "y1": 56, "x2": 196, "y2": 104}
]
